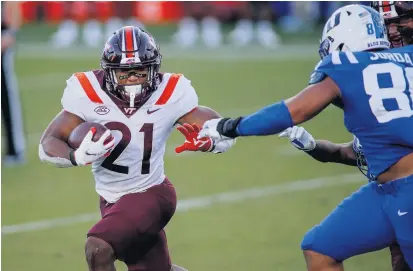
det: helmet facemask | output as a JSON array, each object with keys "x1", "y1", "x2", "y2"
[
  {"x1": 352, "y1": 138, "x2": 370, "y2": 180},
  {"x1": 372, "y1": 1, "x2": 413, "y2": 47},
  {"x1": 387, "y1": 17, "x2": 413, "y2": 47},
  {"x1": 104, "y1": 64, "x2": 159, "y2": 107}
]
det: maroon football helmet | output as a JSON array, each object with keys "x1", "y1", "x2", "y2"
[
  {"x1": 101, "y1": 26, "x2": 162, "y2": 107},
  {"x1": 371, "y1": 1, "x2": 413, "y2": 47}
]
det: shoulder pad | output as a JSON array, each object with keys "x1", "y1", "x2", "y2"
[
  {"x1": 61, "y1": 73, "x2": 99, "y2": 119},
  {"x1": 155, "y1": 73, "x2": 198, "y2": 105},
  {"x1": 154, "y1": 73, "x2": 199, "y2": 122},
  {"x1": 62, "y1": 74, "x2": 90, "y2": 102}
]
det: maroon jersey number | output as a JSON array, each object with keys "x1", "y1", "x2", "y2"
[{"x1": 102, "y1": 122, "x2": 154, "y2": 175}]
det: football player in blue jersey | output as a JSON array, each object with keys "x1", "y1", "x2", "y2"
[
  {"x1": 197, "y1": 4, "x2": 413, "y2": 271},
  {"x1": 279, "y1": 128, "x2": 411, "y2": 271},
  {"x1": 278, "y1": 2, "x2": 413, "y2": 270}
]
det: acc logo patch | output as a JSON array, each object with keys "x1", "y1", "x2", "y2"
[{"x1": 94, "y1": 106, "x2": 110, "y2": 115}]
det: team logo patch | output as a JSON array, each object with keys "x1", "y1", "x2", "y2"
[
  {"x1": 123, "y1": 107, "x2": 137, "y2": 115},
  {"x1": 94, "y1": 106, "x2": 110, "y2": 115}
]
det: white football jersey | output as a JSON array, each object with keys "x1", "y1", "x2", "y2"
[{"x1": 61, "y1": 71, "x2": 198, "y2": 202}]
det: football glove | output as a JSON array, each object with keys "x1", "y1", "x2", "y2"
[
  {"x1": 198, "y1": 117, "x2": 241, "y2": 140},
  {"x1": 71, "y1": 128, "x2": 115, "y2": 166},
  {"x1": 278, "y1": 126, "x2": 316, "y2": 151},
  {"x1": 176, "y1": 123, "x2": 236, "y2": 154}
]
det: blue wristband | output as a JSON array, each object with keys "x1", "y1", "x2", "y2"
[{"x1": 236, "y1": 101, "x2": 294, "y2": 136}]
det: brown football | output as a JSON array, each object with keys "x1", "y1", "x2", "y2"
[{"x1": 68, "y1": 122, "x2": 113, "y2": 149}]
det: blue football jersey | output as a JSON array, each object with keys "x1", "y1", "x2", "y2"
[{"x1": 311, "y1": 45, "x2": 413, "y2": 179}]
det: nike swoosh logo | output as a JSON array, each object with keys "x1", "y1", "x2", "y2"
[
  {"x1": 398, "y1": 210, "x2": 408, "y2": 216},
  {"x1": 147, "y1": 108, "x2": 161, "y2": 114}
]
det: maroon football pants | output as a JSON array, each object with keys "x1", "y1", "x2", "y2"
[{"x1": 88, "y1": 178, "x2": 177, "y2": 271}]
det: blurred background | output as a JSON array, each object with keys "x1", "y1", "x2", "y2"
[{"x1": 2, "y1": 1, "x2": 392, "y2": 271}]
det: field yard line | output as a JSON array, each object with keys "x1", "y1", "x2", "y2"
[{"x1": 2, "y1": 173, "x2": 363, "y2": 235}]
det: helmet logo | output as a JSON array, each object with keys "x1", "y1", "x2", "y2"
[
  {"x1": 94, "y1": 106, "x2": 110, "y2": 115},
  {"x1": 326, "y1": 12, "x2": 341, "y2": 32},
  {"x1": 121, "y1": 57, "x2": 141, "y2": 64},
  {"x1": 104, "y1": 43, "x2": 117, "y2": 62}
]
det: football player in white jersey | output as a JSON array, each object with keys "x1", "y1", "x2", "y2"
[{"x1": 39, "y1": 26, "x2": 235, "y2": 271}]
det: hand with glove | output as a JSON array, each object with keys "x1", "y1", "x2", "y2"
[
  {"x1": 176, "y1": 123, "x2": 236, "y2": 154},
  {"x1": 278, "y1": 126, "x2": 316, "y2": 151},
  {"x1": 175, "y1": 123, "x2": 213, "y2": 153},
  {"x1": 70, "y1": 128, "x2": 115, "y2": 166},
  {"x1": 198, "y1": 117, "x2": 241, "y2": 140}
]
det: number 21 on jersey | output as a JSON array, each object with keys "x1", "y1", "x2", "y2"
[
  {"x1": 101, "y1": 122, "x2": 153, "y2": 175},
  {"x1": 363, "y1": 63, "x2": 413, "y2": 123}
]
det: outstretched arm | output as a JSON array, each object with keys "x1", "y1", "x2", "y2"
[
  {"x1": 177, "y1": 105, "x2": 221, "y2": 127},
  {"x1": 198, "y1": 77, "x2": 340, "y2": 139},
  {"x1": 175, "y1": 106, "x2": 235, "y2": 153}
]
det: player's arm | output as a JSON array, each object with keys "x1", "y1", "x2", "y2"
[
  {"x1": 308, "y1": 140, "x2": 357, "y2": 166},
  {"x1": 39, "y1": 110, "x2": 114, "y2": 167},
  {"x1": 198, "y1": 76, "x2": 340, "y2": 139},
  {"x1": 175, "y1": 106, "x2": 236, "y2": 154},
  {"x1": 278, "y1": 126, "x2": 357, "y2": 166},
  {"x1": 177, "y1": 105, "x2": 221, "y2": 126},
  {"x1": 39, "y1": 111, "x2": 84, "y2": 167}
]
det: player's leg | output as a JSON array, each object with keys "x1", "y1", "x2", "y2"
[
  {"x1": 122, "y1": 179, "x2": 178, "y2": 271},
  {"x1": 301, "y1": 182, "x2": 395, "y2": 271},
  {"x1": 84, "y1": 197, "x2": 117, "y2": 271},
  {"x1": 389, "y1": 243, "x2": 412, "y2": 271},
  {"x1": 303, "y1": 250, "x2": 343, "y2": 271},
  {"x1": 383, "y1": 176, "x2": 413, "y2": 269},
  {"x1": 87, "y1": 178, "x2": 177, "y2": 271},
  {"x1": 125, "y1": 229, "x2": 174, "y2": 271},
  {"x1": 85, "y1": 236, "x2": 116, "y2": 271}
]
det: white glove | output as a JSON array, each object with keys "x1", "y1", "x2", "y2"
[
  {"x1": 210, "y1": 138, "x2": 236, "y2": 153},
  {"x1": 198, "y1": 118, "x2": 230, "y2": 141},
  {"x1": 72, "y1": 128, "x2": 115, "y2": 166},
  {"x1": 278, "y1": 126, "x2": 316, "y2": 151}
]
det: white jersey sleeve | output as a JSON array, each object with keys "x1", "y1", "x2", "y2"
[
  {"x1": 163, "y1": 74, "x2": 199, "y2": 123},
  {"x1": 61, "y1": 73, "x2": 91, "y2": 120}
]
